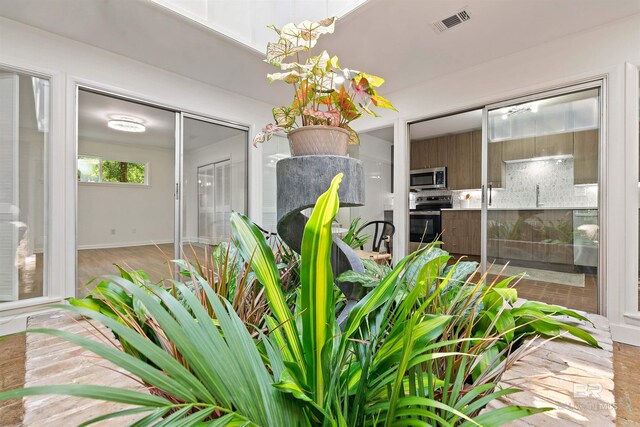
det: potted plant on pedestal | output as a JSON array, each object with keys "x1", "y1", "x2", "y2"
[{"x1": 253, "y1": 17, "x2": 396, "y2": 156}]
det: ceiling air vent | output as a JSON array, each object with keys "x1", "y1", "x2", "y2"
[{"x1": 432, "y1": 8, "x2": 471, "y2": 34}]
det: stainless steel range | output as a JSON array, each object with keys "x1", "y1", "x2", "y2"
[{"x1": 409, "y1": 194, "x2": 453, "y2": 243}]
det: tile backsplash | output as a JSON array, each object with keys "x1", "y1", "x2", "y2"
[{"x1": 449, "y1": 158, "x2": 598, "y2": 208}]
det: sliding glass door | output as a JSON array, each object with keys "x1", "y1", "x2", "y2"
[
  {"x1": 180, "y1": 114, "x2": 247, "y2": 263},
  {"x1": 76, "y1": 89, "x2": 176, "y2": 295},
  {"x1": 0, "y1": 68, "x2": 49, "y2": 305},
  {"x1": 76, "y1": 90, "x2": 248, "y2": 294},
  {"x1": 483, "y1": 84, "x2": 601, "y2": 313}
]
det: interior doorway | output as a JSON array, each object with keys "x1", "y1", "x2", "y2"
[
  {"x1": 180, "y1": 114, "x2": 247, "y2": 265},
  {"x1": 197, "y1": 159, "x2": 231, "y2": 245},
  {"x1": 482, "y1": 85, "x2": 601, "y2": 313},
  {"x1": 407, "y1": 81, "x2": 602, "y2": 313},
  {"x1": 76, "y1": 88, "x2": 176, "y2": 296},
  {"x1": 75, "y1": 89, "x2": 248, "y2": 296}
]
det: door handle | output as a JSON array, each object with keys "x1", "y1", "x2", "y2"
[{"x1": 481, "y1": 184, "x2": 485, "y2": 204}]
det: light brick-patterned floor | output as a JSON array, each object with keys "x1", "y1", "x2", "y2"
[
  {"x1": 2, "y1": 306, "x2": 637, "y2": 426},
  {"x1": 22, "y1": 312, "x2": 145, "y2": 426},
  {"x1": 484, "y1": 310, "x2": 616, "y2": 426}
]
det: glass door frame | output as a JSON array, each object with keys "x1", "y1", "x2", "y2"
[
  {"x1": 480, "y1": 79, "x2": 607, "y2": 314},
  {"x1": 0, "y1": 63, "x2": 54, "y2": 312},
  {"x1": 73, "y1": 84, "x2": 251, "y2": 293},
  {"x1": 176, "y1": 112, "x2": 249, "y2": 261}
]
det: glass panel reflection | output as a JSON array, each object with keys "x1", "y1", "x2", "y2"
[
  {"x1": 0, "y1": 68, "x2": 49, "y2": 303},
  {"x1": 487, "y1": 88, "x2": 600, "y2": 313},
  {"x1": 182, "y1": 117, "x2": 247, "y2": 264}
]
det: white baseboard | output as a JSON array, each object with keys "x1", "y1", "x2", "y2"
[
  {"x1": 610, "y1": 323, "x2": 640, "y2": 347},
  {"x1": 77, "y1": 239, "x2": 174, "y2": 250}
]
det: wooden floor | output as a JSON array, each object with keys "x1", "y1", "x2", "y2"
[
  {"x1": 7, "y1": 244, "x2": 639, "y2": 313},
  {"x1": 454, "y1": 254, "x2": 599, "y2": 313},
  {"x1": 511, "y1": 274, "x2": 598, "y2": 313},
  {"x1": 614, "y1": 342, "x2": 640, "y2": 426},
  {"x1": 0, "y1": 253, "x2": 45, "y2": 304},
  {"x1": 0, "y1": 334, "x2": 26, "y2": 426},
  {"x1": 77, "y1": 243, "x2": 210, "y2": 297}
]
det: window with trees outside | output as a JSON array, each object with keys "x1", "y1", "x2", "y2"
[{"x1": 77, "y1": 156, "x2": 148, "y2": 185}]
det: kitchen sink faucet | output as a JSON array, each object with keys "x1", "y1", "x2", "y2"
[{"x1": 536, "y1": 184, "x2": 543, "y2": 208}]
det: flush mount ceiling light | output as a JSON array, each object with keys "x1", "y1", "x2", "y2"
[
  {"x1": 501, "y1": 102, "x2": 538, "y2": 120},
  {"x1": 107, "y1": 115, "x2": 146, "y2": 132}
]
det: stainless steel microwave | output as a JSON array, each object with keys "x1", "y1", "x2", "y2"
[{"x1": 410, "y1": 167, "x2": 447, "y2": 190}]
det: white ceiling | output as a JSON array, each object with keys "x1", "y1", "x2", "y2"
[
  {"x1": 78, "y1": 89, "x2": 245, "y2": 150},
  {"x1": 1, "y1": 0, "x2": 638, "y2": 108},
  {"x1": 363, "y1": 126, "x2": 394, "y2": 143},
  {"x1": 78, "y1": 89, "x2": 175, "y2": 148},
  {"x1": 410, "y1": 109, "x2": 482, "y2": 140}
]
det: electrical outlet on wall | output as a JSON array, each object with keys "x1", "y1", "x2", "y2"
[
  {"x1": 132, "y1": 228, "x2": 137, "y2": 234},
  {"x1": 111, "y1": 229, "x2": 116, "y2": 235}
]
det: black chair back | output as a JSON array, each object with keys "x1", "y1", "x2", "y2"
[
  {"x1": 254, "y1": 224, "x2": 277, "y2": 241},
  {"x1": 358, "y1": 220, "x2": 395, "y2": 253}
]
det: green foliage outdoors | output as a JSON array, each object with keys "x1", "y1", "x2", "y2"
[
  {"x1": 101, "y1": 160, "x2": 146, "y2": 184},
  {"x1": 0, "y1": 174, "x2": 600, "y2": 426}
]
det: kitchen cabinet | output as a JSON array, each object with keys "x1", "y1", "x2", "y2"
[
  {"x1": 441, "y1": 210, "x2": 481, "y2": 256},
  {"x1": 447, "y1": 132, "x2": 474, "y2": 190},
  {"x1": 500, "y1": 132, "x2": 573, "y2": 161},
  {"x1": 573, "y1": 130, "x2": 598, "y2": 185},
  {"x1": 410, "y1": 136, "x2": 448, "y2": 170},
  {"x1": 470, "y1": 130, "x2": 483, "y2": 189},
  {"x1": 410, "y1": 140, "x2": 422, "y2": 170},
  {"x1": 502, "y1": 136, "x2": 535, "y2": 161},
  {"x1": 535, "y1": 132, "x2": 573, "y2": 157},
  {"x1": 487, "y1": 140, "x2": 503, "y2": 188}
]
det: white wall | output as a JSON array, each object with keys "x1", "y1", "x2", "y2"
[
  {"x1": 183, "y1": 132, "x2": 246, "y2": 243},
  {"x1": 353, "y1": 14, "x2": 640, "y2": 345},
  {"x1": 261, "y1": 134, "x2": 289, "y2": 232},
  {"x1": 0, "y1": 16, "x2": 273, "y2": 327},
  {"x1": 348, "y1": 134, "x2": 393, "y2": 243},
  {"x1": 77, "y1": 139, "x2": 175, "y2": 248}
]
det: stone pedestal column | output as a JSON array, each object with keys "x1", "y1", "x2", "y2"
[{"x1": 276, "y1": 155, "x2": 366, "y2": 300}]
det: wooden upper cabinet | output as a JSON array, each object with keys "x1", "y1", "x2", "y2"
[
  {"x1": 502, "y1": 136, "x2": 535, "y2": 161},
  {"x1": 573, "y1": 129, "x2": 598, "y2": 185},
  {"x1": 487, "y1": 141, "x2": 503, "y2": 188},
  {"x1": 535, "y1": 132, "x2": 573, "y2": 157},
  {"x1": 429, "y1": 136, "x2": 449, "y2": 169},
  {"x1": 410, "y1": 140, "x2": 422, "y2": 170},
  {"x1": 410, "y1": 135, "x2": 449, "y2": 170},
  {"x1": 447, "y1": 132, "x2": 474, "y2": 190},
  {"x1": 470, "y1": 130, "x2": 482, "y2": 189}
]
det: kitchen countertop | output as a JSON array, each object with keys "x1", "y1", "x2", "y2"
[{"x1": 442, "y1": 207, "x2": 598, "y2": 211}]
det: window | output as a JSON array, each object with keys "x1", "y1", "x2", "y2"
[{"x1": 77, "y1": 156, "x2": 148, "y2": 185}]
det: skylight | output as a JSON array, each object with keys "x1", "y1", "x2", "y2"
[{"x1": 150, "y1": 0, "x2": 368, "y2": 53}]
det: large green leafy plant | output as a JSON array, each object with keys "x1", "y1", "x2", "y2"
[
  {"x1": 253, "y1": 17, "x2": 396, "y2": 146},
  {"x1": 0, "y1": 175, "x2": 599, "y2": 426}
]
